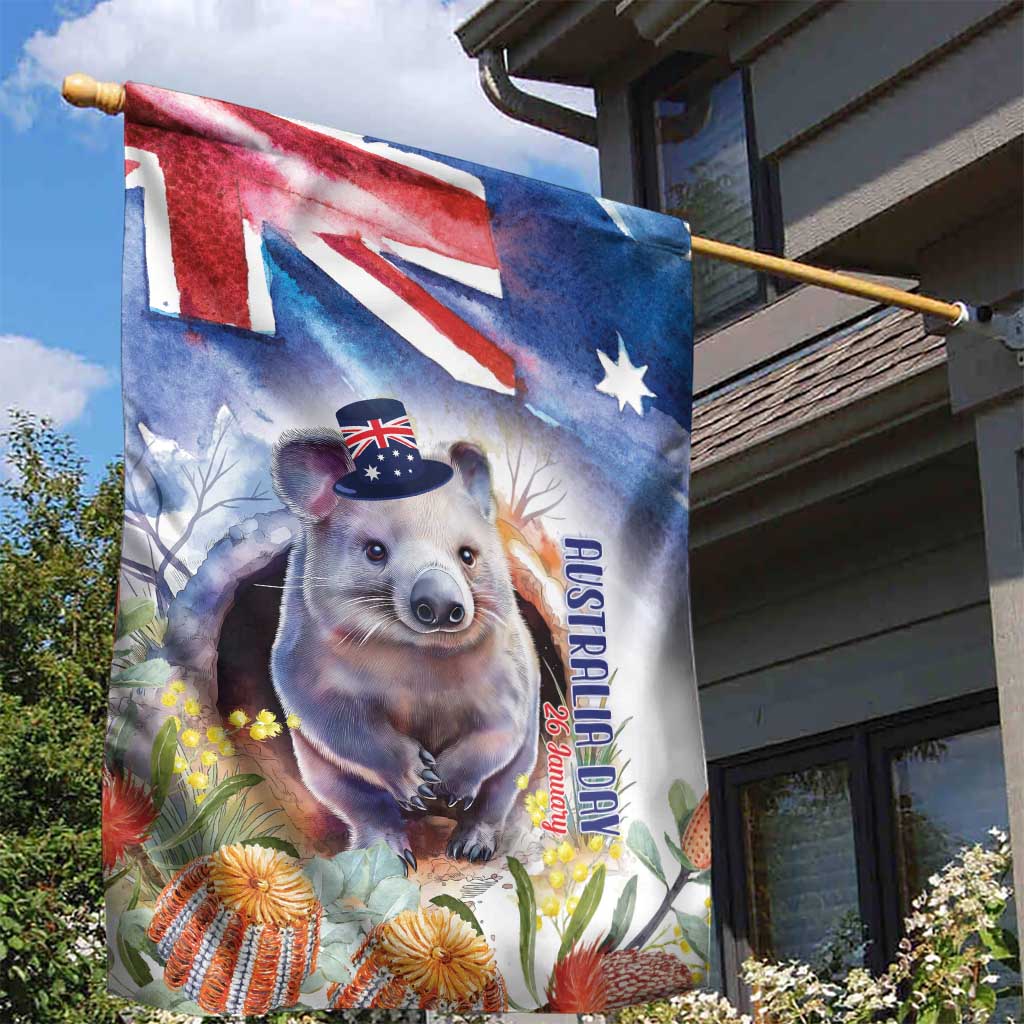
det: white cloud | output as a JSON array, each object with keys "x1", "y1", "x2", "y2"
[
  {"x1": 0, "y1": 335, "x2": 112, "y2": 430},
  {"x1": 0, "y1": 0, "x2": 599, "y2": 191}
]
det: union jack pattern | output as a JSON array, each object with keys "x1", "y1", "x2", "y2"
[{"x1": 339, "y1": 415, "x2": 417, "y2": 460}]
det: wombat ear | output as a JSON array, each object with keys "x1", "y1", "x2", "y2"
[
  {"x1": 272, "y1": 429, "x2": 353, "y2": 523},
  {"x1": 449, "y1": 442, "x2": 494, "y2": 521}
]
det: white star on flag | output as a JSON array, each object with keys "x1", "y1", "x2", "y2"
[
  {"x1": 394, "y1": 469, "x2": 402, "y2": 477},
  {"x1": 377, "y1": 453, "x2": 385, "y2": 461},
  {"x1": 392, "y1": 450, "x2": 400, "y2": 457},
  {"x1": 364, "y1": 465, "x2": 380, "y2": 481},
  {"x1": 595, "y1": 333, "x2": 656, "y2": 415}
]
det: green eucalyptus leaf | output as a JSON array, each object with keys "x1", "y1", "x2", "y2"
[
  {"x1": 110, "y1": 658, "x2": 172, "y2": 688},
  {"x1": 300, "y1": 969, "x2": 327, "y2": 994},
  {"x1": 673, "y1": 909, "x2": 709, "y2": 961},
  {"x1": 305, "y1": 856, "x2": 347, "y2": 906},
  {"x1": 117, "y1": 930, "x2": 152, "y2": 988},
  {"x1": 149, "y1": 717, "x2": 178, "y2": 812},
  {"x1": 627, "y1": 820, "x2": 666, "y2": 885},
  {"x1": 318, "y1": 946, "x2": 355, "y2": 984},
  {"x1": 507, "y1": 856, "x2": 541, "y2": 1004},
  {"x1": 557, "y1": 863, "x2": 605, "y2": 961},
  {"x1": 107, "y1": 702, "x2": 140, "y2": 772},
  {"x1": 118, "y1": 907, "x2": 154, "y2": 951},
  {"x1": 668, "y1": 779, "x2": 697, "y2": 832},
  {"x1": 117, "y1": 597, "x2": 156, "y2": 640},
  {"x1": 664, "y1": 831, "x2": 696, "y2": 872},
  {"x1": 367, "y1": 875, "x2": 420, "y2": 920},
  {"x1": 601, "y1": 875, "x2": 638, "y2": 952}
]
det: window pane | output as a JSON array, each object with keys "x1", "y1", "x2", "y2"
[
  {"x1": 892, "y1": 725, "x2": 1019, "y2": 1017},
  {"x1": 741, "y1": 762, "x2": 864, "y2": 979},
  {"x1": 654, "y1": 72, "x2": 759, "y2": 327}
]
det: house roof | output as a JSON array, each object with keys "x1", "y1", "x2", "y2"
[{"x1": 690, "y1": 307, "x2": 946, "y2": 473}]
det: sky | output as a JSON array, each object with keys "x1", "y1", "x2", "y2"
[{"x1": 0, "y1": 0, "x2": 599, "y2": 477}]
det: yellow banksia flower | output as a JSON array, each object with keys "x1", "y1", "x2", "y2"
[
  {"x1": 209, "y1": 844, "x2": 314, "y2": 928},
  {"x1": 183, "y1": 697, "x2": 201, "y2": 716},
  {"x1": 256, "y1": 709, "x2": 276, "y2": 724},
  {"x1": 160, "y1": 692, "x2": 178, "y2": 708},
  {"x1": 541, "y1": 896, "x2": 560, "y2": 917},
  {"x1": 548, "y1": 870, "x2": 565, "y2": 889},
  {"x1": 186, "y1": 771, "x2": 208, "y2": 790},
  {"x1": 200, "y1": 750, "x2": 218, "y2": 767},
  {"x1": 572, "y1": 862, "x2": 589, "y2": 883},
  {"x1": 228, "y1": 709, "x2": 248, "y2": 728},
  {"x1": 250, "y1": 723, "x2": 269, "y2": 741},
  {"x1": 180, "y1": 729, "x2": 200, "y2": 748},
  {"x1": 534, "y1": 789, "x2": 548, "y2": 808},
  {"x1": 206, "y1": 726, "x2": 226, "y2": 743},
  {"x1": 557, "y1": 841, "x2": 574, "y2": 864},
  {"x1": 218, "y1": 740, "x2": 236, "y2": 757},
  {"x1": 588, "y1": 835, "x2": 604, "y2": 852},
  {"x1": 542, "y1": 848, "x2": 558, "y2": 867},
  {"x1": 566, "y1": 895, "x2": 579, "y2": 915},
  {"x1": 609, "y1": 841, "x2": 623, "y2": 860},
  {"x1": 173, "y1": 755, "x2": 189, "y2": 774},
  {"x1": 285, "y1": 713, "x2": 301, "y2": 729},
  {"x1": 169, "y1": 680, "x2": 186, "y2": 694},
  {"x1": 515, "y1": 773, "x2": 530, "y2": 790}
]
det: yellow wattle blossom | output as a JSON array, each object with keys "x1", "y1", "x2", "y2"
[
  {"x1": 160, "y1": 692, "x2": 178, "y2": 708},
  {"x1": 704, "y1": 896, "x2": 712, "y2": 909},
  {"x1": 173, "y1": 756, "x2": 189, "y2": 774},
  {"x1": 535, "y1": 915, "x2": 543, "y2": 931},
  {"x1": 542, "y1": 848, "x2": 558, "y2": 867},
  {"x1": 180, "y1": 729, "x2": 201, "y2": 748},
  {"x1": 228, "y1": 709, "x2": 249, "y2": 728},
  {"x1": 529, "y1": 809, "x2": 545, "y2": 826},
  {"x1": 183, "y1": 697, "x2": 201, "y2": 716},
  {"x1": 256, "y1": 709, "x2": 277, "y2": 724},
  {"x1": 557, "y1": 841, "x2": 574, "y2": 864},
  {"x1": 168, "y1": 716, "x2": 182, "y2": 732},
  {"x1": 673, "y1": 925, "x2": 682, "y2": 937},
  {"x1": 691, "y1": 969, "x2": 704, "y2": 986},
  {"x1": 218, "y1": 740, "x2": 236, "y2": 757},
  {"x1": 588, "y1": 835, "x2": 604, "y2": 852},
  {"x1": 566, "y1": 895, "x2": 580, "y2": 915},
  {"x1": 572, "y1": 862, "x2": 589, "y2": 883},
  {"x1": 195, "y1": 793, "x2": 206, "y2": 805},
  {"x1": 264, "y1": 721, "x2": 283, "y2": 738},
  {"x1": 679, "y1": 939, "x2": 691, "y2": 953},
  {"x1": 525, "y1": 795, "x2": 538, "y2": 814},
  {"x1": 206, "y1": 726, "x2": 226, "y2": 743},
  {"x1": 548, "y1": 870, "x2": 565, "y2": 889},
  {"x1": 533, "y1": 789, "x2": 548, "y2": 808},
  {"x1": 608, "y1": 841, "x2": 623, "y2": 860},
  {"x1": 169, "y1": 680, "x2": 187, "y2": 694},
  {"x1": 250, "y1": 723, "x2": 269, "y2": 741},
  {"x1": 186, "y1": 771, "x2": 208, "y2": 790},
  {"x1": 285, "y1": 713, "x2": 301, "y2": 729},
  {"x1": 541, "y1": 896, "x2": 560, "y2": 917},
  {"x1": 200, "y1": 750, "x2": 218, "y2": 767},
  {"x1": 515, "y1": 773, "x2": 530, "y2": 790}
]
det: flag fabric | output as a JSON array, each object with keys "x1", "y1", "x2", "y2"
[{"x1": 106, "y1": 82, "x2": 708, "y2": 1016}]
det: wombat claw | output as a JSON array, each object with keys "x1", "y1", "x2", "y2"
[
  {"x1": 446, "y1": 836, "x2": 494, "y2": 863},
  {"x1": 401, "y1": 849, "x2": 417, "y2": 874}
]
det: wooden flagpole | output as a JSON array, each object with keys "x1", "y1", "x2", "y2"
[{"x1": 59, "y1": 72, "x2": 968, "y2": 326}]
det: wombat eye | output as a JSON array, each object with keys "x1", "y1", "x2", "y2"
[
  {"x1": 459, "y1": 546, "x2": 476, "y2": 567},
  {"x1": 365, "y1": 541, "x2": 387, "y2": 563}
]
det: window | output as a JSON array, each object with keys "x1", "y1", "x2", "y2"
[
  {"x1": 710, "y1": 695, "x2": 1019, "y2": 1013},
  {"x1": 635, "y1": 58, "x2": 781, "y2": 333}
]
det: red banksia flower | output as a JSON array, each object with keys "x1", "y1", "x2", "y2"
[
  {"x1": 102, "y1": 769, "x2": 157, "y2": 869},
  {"x1": 681, "y1": 790, "x2": 712, "y2": 871},
  {"x1": 547, "y1": 937, "x2": 608, "y2": 1012},
  {"x1": 603, "y1": 948, "x2": 693, "y2": 1008}
]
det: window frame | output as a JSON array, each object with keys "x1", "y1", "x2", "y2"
[
  {"x1": 631, "y1": 55, "x2": 784, "y2": 338},
  {"x1": 708, "y1": 691, "x2": 1003, "y2": 1009}
]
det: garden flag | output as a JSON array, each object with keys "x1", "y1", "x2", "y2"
[{"x1": 105, "y1": 82, "x2": 710, "y2": 1016}]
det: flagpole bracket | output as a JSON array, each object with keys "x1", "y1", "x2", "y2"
[
  {"x1": 61, "y1": 73, "x2": 125, "y2": 115},
  {"x1": 934, "y1": 304, "x2": 1024, "y2": 366}
]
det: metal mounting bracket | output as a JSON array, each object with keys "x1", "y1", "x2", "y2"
[{"x1": 938, "y1": 304, "x2": 1024, "y2": 367}]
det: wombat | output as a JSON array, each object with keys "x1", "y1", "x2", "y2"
[{"x1": 269, "y1": 429, "x2": 540, "y2": 870}]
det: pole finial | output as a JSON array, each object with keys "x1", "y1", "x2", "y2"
[{"x1": 61, "y1": 73, "x2": 125, "y2": 115}]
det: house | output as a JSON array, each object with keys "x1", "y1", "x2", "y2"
[{"x1": 457, "y1": 0, "x2": 1023, "y2": 1005}]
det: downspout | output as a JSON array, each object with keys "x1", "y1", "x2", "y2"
[{"x1": 477, "y1": 48, "x2": 597, "y2": 147}]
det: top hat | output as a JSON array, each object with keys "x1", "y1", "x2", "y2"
[{"x1": 333, "y1": 398, "x2": 453, "y2": 501}]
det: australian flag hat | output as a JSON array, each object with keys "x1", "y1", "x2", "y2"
[{"x1": 333, "y1": 398, "x2": 453, "y2": 501}]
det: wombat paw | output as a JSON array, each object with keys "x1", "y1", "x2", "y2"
[
  {"x1": 446, "y1": 823, "x2": 500, "y2": 864},
  {"x1": 394, "y1": 748, "x2": 442, "y2": 812}
]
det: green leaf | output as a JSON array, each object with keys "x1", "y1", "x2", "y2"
[
  {"x1": 305, "y1": 856, "x2": 347, "y2": 906},
  {"x1": 557, "y1": 863, "x2": 606, "y2": 961},
  {"x1": 367, "y1": 875, "x2": 420, "y2": 920},
  {"x1": 431, "y1": 894, "x2": 485, "y2": 936},
  {"x1": 300, "y1": 969, "x2": 326, "y2": 994},
  {"x1": 673, "y1": 910, "x2": 709, "y2": 961},
  {"x1": 117, "y1": 597, "x2": 156, "y2": 639},
  {"x1": 601, "y1": 875, "x2": 638, "y2": 952},
  {"x1": 116, "y1": 929, "x2": 152, "y2": 988},
  {"x1": 107, "y1": 701, "x2": 140, "y2": 772},
  {"x1": 980, "y1": 926, "x2": 1020, "y2": 969},
  {"x1": 149, "y1": 717, "x2": 178, "y2": 812},
  {"x1": 507, "y1": 856, "x2": 541, "y2": 1004},
  {"x1": 241, "y1": 835, "x2": 300, "y2": 860},
  {"x1": 118, "y1": 907, "x2": 155, "y2": 951},
  {"x1": 364, "y1": 842, "x2": 408, "y2": 889},
  {"x1": 973, "y1": 985, "x2": 997, "y2": 1014},
  {"x1": 627, "y1": 820, "x2": 666, "y2": 885},
  {"x1": 318, "y1": 946, "x2": 355, "y2": 984},
  {"x1": 664, "y1": 831, "x2": 696, "y2": 872},
  {"x1": 110, "y1": 658, "x2": 172, "y2": 688},
  {"x1": 146, "y1": 773, "x2": 262, "y2": 852},
  {"x1": 668, "y1": 779, "x2": 697, "y2": 832}
]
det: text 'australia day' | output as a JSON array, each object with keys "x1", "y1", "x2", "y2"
[{"x1": 542, "y1": 537, "x2": 621, "y2": 838}]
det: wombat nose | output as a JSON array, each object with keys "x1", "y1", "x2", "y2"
[{"x1": 410, "y1": 570, "x2": 466, "y2": 629}]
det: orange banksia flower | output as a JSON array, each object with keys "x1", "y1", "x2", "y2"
[
  {"x1": 681, "y1": 790, "x2": 712, "y2": 871},
  {"x1": 547, "y1": 937, "x2": 609, "y2": 1012},
  {"x1": 329, "y1": 905, "x2": 507, "y2": 1012},
  {"x1": 147, "y1": 844, "x2": 321, "y2": 1015},
  {"x1": 102, "y1": 769, "x2": 157, "y2": 870}
]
